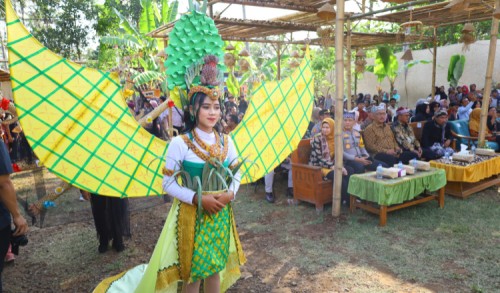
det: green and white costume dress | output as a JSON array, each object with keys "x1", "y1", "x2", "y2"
[{"x1": 94, "y1": 128, "x2": 245, "y2": 292}]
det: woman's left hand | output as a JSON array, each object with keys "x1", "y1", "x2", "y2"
[{"x1": 214, "y1": 191, "x2": 234, "y2": 205}]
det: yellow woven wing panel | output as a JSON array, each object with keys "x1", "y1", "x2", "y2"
[
  {"x1": 6, "y1": 0, "x2": 167, "y2": 197},
  {"x1": 231, "y1": 51, "x2": 314, "y2": 184}
]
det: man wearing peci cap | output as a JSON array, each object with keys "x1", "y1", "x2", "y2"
[
  {"x1": 421, "y1": 110, "x2": 454, "y2": 159},
  {"x1": 391, "y1": 107, "x2": 434, "y2": 161},
  {"x1": 342, "y1": 111, "x2": 388, "y2": 174},
  {"x1": 363, "y1": 104, "x2": 418, "y2": 166}
]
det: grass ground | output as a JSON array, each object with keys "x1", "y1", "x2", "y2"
[{"x1": 3, "y1": 169, "x2": 500, "y2": 292}]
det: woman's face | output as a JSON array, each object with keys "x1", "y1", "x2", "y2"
[
  {"x1": 321, "y1": 122, "x2": 331, "y2": 136},
  {"x1": 196, "y1": 98, "x2": 221, "y2": 132},
  {"x1": 489, "y1": 107, "x2": 496, "y2": 116},
  {"x1": 425, "y1": 105, "x2": 430, "y2": 114}
]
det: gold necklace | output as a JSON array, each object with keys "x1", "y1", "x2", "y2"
[
  {"x1": 192, "y1": 129, "x2": 222, "y2": 159},
  {"x1": 186, "y1": 130, "x2": 229, "y2": 162}
]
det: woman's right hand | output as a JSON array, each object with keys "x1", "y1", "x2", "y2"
[{"x1": 201, "y1": 195, "x2": 225, "y2": 215}]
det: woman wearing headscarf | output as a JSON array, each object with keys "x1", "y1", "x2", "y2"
[
  {"x1": 469, "y1": 108, "x2": 500, "y2": 151},
  {"x1": 429, "y1": 101, "x2": 441, "y2": 118},
  {"x1": 308, "y1": 118, "x2": 353, "y2": 204},
  {"x1": 412, "y1": 103, "x2": 431, "y2": 122}
]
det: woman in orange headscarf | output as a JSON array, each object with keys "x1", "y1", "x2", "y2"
[
  {"x1": 469, "y1": 108, "x2": 500, "y2": 150},
  {"x1": 308, "y1": 118, "x2": 353, "y2": 204}
]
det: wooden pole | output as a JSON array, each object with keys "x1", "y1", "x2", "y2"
[
  {"x1": 333, "y1": 0, "x2": 345, "y2": 217},
  {"x1": 137, "y1": 100, "x2": 169, "y2": 127},
  {"x1": 346, "y1": 19, "x2": 352, "y2": 110},
  {"x1": 431, "y1": 26, "x2": 437, "y2": 100},
  {"x1": 478, "y1": 0, "x2": 499, "y2": 146},
  {"x1": 277, "y1": 43, "x2": 281, "y2": 81}
]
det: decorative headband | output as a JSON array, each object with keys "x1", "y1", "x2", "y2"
[
  {"x1": 396, "y1": 107, "x2": 410, "y2": 115},
  {"x1": 188, "y1": 85, "x2": 220, "y2": 102}
]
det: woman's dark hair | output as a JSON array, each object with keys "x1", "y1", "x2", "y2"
[{"x1": 182, "y1": 92, "x2": 223, "y2": 134}]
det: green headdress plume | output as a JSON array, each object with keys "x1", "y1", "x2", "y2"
[{"x1": 165, "y1": 0, "x2": 225, "y2": 109}]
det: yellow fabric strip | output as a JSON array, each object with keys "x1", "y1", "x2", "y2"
[
  {"x1": 430, "y1": 156, "x2": 500, "y2": 183},
  {"x1": 177, "y1": 202, "x2": 197, "y2": 282}
]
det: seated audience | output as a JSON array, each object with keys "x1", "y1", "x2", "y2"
[
  {"x1": 469, "y1": 108, "x2": 500, "y2": 151},
  {"x1": 308, "y1": 118, "x2": 352, "y2": 204},
  {"x1": 448, "y1": 102, "x2": 459, "y2": 121},
  {"x1": 342, "y1": 111, "x2": 387, "y2": 174},
  {"x1": 391, "y1": 107, "x2": 434, "y2": 161},
  {"x1": 458, "y1": 93, "x2": 476, "y2": 121},
  {"x1": 363, "y1": 104, "x2": 418, "y2": 166},
  {"x1": 487, "y1": 106, "x2": 499, "y2": 133},
  {"x1": 421, "y1": 110, "x2": 454, "y2": 159},
  {"x1": 429, "y1": 101, "x2": 440, "y2": 118},
  {"x1": 387, "y1": 98, "x2": 397, "y2": 121},
  {"x1": 412, "y1": 102, "x2": 430, "y2": 122}
]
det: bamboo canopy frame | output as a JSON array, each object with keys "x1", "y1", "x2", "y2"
[{"x1": 145, "y1": 0, "x2": 500, "y2": 217}]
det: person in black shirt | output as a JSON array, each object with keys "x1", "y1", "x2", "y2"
[{"x1": 421, "y1": 110, "x2": 454, "y2": 159}]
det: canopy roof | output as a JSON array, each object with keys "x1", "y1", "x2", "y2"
[
  {"x1": 148, "y1": 1, "x2": 495, "y2": 48},
  {"x1": 377, "y1": 0, "x2": 496, "y2": 26}
]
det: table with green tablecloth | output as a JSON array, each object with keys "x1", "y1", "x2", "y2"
[{"x1": 348, "y1": 168, "x2": 447, "y2": 226}]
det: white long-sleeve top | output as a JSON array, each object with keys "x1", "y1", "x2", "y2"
[{"x1": 161, "y1": 128, "x2": 241, "y2": 204}]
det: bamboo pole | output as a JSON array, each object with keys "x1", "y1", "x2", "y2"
[
  {"x1": 333, "y1": 0, "x2": 345, "y2": 217},
  {"x1": 346, "y1": 19, "x2": 352, "y2": 110},
  {"x1": 431, "y1": 26, "x2": 437, "y2": 100},
  {"x1": 478, "y1": 0, "x2": 500, "y2": 146},
  {"x1": 137, "y1": 100, "x2": 169, "y2": 127},
  {"x1": 277, "y1": 43, "x2": 281, "y2": 81}
]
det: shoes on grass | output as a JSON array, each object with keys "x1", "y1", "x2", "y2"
[{"x1": 265, "y1": 192, "x2": 275, "y2": 203}]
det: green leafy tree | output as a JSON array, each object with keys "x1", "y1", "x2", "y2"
[
  {"x1": 372, "y1": 46, "x2": 399, "y2": 94},
  {"x1": 27, "y1": 0, "x2": 97, "y2": 60},
  {"x1": 97, "y1": 0, "x2": 179, "y2": 90}
]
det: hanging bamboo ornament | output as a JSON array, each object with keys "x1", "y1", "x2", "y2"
[
  {"x1": 355, "y1": 49, "x2": 366, "y2": 73},
  {"x1": 239, "y1": 59, "x2": 250, "y2": 72},
  {"x1": 291, "y1": 50, "x2": 300, "y2": 58},
  {"x1": 225, "y1": 44, "x2": 235, "y2": 51},
  {"x1": 224, "y1": 53, "x2": 236, "y2": 67},
  {"x1": 355, "y1": 59, "x2": 367, "y2": 73},
  {"x1": 317, "y1": 3, "x2": 336, "y2": 21},
  {"x1": 238, "y1": 48, "x2": 250, "y2": 57},
  {"x1": 355, "y1": 49, "x2": 366, "y2": 58},
  {"x1": 317, "y1": 27, "x2": 335, "y2": 48},
  {"x1": 401, "y1": 49, "x2": 414, "y2": 61},
  {"x1": 460, "y1": 23, "x2": 476, "y2": 51}
]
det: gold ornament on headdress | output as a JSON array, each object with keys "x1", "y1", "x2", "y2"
[
  {"x1": 188, "y1": 85, "x2": 220, "y2": 101},
  {"x1": 186, "y1": 55, "x2": 223, "y2": 103}
]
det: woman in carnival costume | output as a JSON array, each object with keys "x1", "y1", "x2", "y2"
[{"x1": 94, "y1": 55, "x2": 245, "y2": 293}]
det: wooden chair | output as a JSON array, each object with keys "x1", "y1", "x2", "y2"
[
  {"x1": 409, "y1": 121, "x2": 426, "y2": 144},
  {"x1": 291, "y1": 139, "x2": 333, "y2": 211}
]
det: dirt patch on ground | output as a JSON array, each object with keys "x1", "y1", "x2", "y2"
[{"x1": 3, "y1": 169, "x2": 498, "y2": 292}]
